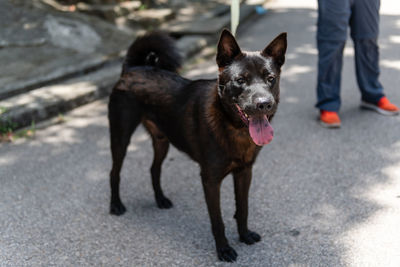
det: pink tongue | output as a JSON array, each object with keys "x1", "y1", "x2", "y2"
[{"x1": 248, "y1": 115, "x2": 274, "y2": 146}]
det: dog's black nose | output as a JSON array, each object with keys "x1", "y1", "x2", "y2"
[{"x1": 256, "y1": 98, "x2": 273, "y2": 111}]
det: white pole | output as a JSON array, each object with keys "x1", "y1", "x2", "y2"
[{"x1": 231, "y1": 0, "x2": 240, "y2": 36}]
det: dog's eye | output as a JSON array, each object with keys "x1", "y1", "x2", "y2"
[
  {"x1": 236, "y1": 78, "x2": 245, "y2": 85},
  {"x1": 267, "y1": 76, "x2": 275, "y2": 83}
]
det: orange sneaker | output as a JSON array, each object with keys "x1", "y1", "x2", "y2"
[
  {"x1": 319, "y1": 110, "x2": 341, "y2": 128},
  {"x1": 361, "y1": 96, "x2": 399, "y2": 116}
]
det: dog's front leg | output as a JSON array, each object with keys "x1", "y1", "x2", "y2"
[
  {"x1": 233, "y1": 167, "x2": 261, "y2": 245},
  {"x1": 201, "y1": 171, "x2": 237, "y2": 262}
]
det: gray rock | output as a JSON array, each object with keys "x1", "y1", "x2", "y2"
[
  {"x1": 176, "y1": 36, "x2": 209, "y2": 58},
  {"x1": 44, "y1": 15, "x2": 101, "y2": 54},
  {"x1": 126, "y1": 8, "x2": 175, "y2": 27},
  {"x1": 0, "y1": 1, "x2": 133, "y2": 100},
  {"x1": 161, "y1": 4, "x2": 255, "y2": 35}
]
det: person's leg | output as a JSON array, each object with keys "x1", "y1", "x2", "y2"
[
  {"x1": 316, "y1": 0, "x2": 351, "y2": 112},
  {"x1": 350, "y1": 0, "x2": 384, "y2": 104},
  {"x1": 316, "y1": 40, "x2": 346, "y2": 111}
]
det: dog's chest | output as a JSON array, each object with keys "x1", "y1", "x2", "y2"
[{"x1": 227, "y1": 128, "x2": 259, "y2": 166}]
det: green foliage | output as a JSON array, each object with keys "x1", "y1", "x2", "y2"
[
  {"x1": 0, "y1": 114, "x2": 36, "y2": 142},
  {"x1": 0, "y1": 118, "x2": 17, "y2": 135}
]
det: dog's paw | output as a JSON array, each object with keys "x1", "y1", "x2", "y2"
[
  {"x1": 217, "y1": 245, "x2": 238, "y2": 262},
  {"x1": 110, "y1": 201, "x2": 127, "y2": 216},
  {"x1": 240, "y1": 230, "x2": 261, "y2": 245},
  {"x1": 156, "y1": 196, "x2": 173, "y2": 209}
]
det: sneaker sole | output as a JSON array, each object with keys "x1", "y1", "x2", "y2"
[
  {"x1": 360, "y1": 101, "x2": 400, "y2": 116},
  {"x1": 319, "y1": 120, "x2": 341, "y2": 128}
]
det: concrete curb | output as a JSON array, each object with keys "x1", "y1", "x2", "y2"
[
  {"x1": 0, "y1": 56, "x2": 116, "y2": 101},
  {"x1": 0, "y1": 63, "x2": 120, "y2": 130}
]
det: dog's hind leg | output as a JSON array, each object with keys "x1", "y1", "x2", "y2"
[
  {"x1": 108, "y1": 91, "x2": 142, "y2": 215},
  {"x1": 143, "y1": 120, "x2": 173, "y2": 209}
]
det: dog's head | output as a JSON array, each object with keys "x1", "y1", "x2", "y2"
[{"x1": 216, "y1": 29, "x2": 287, "y2": 146}]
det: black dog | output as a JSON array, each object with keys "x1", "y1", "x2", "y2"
[{"x1": 108, "y1": 29, "x2": 287, "y2": 262}]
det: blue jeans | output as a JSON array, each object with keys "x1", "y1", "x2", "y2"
[{"x1": 316, "y1": 0, "x2": 384, "y2": 111}]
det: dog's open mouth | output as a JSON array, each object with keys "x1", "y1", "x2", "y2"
[
  {"x1": 235, "y1": 103, "x2": 250, "y2": 126},
  {"x1": 235, "y1": 104, "x2": 274, "y2": 146}
]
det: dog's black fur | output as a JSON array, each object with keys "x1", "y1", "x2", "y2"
[{"x1": 108, "y1": 30, "x2": 287, "y2": 262}]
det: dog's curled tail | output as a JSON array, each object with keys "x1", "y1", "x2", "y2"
[{"x1": 122, "y1": 31, "x2": 182, "y2": 74}]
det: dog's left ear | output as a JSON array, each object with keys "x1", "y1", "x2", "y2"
[
  {"x1": 261, "y1": 32, "x2": 287, "y2": 67},
  {"x1": 216, "y1": 29, "x2": 242, "y2": 69}
]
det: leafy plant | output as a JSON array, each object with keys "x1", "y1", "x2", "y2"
[{"x1": 0, "y1": 118, "x2": 17, "y2": 135}]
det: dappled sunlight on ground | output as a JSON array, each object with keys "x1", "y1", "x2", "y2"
[
  {"x1": 381, "y1": 0, "x2": 400, "y2": 15},
  {"x1": 283, "y1": 65, "x2": 313, "y2": 83},
  {"x1": 265, "y1": 0, "x2": 316, "y2": 9},
  {"x1": 184, "y1": 61, "x2": 217, "y2": 80},
  {"x1": 293, "y1": 43, "x2": 318, "y2": 56},
  {"x1": 0, "y1": 154, "x2": 16, "y2": 168},
  {"x1": 282, "y1": 96, "x2": 299, "y2": 104},
  {"x1": 267, "y1": 0, "x2": 400, "y2": 15},
  {"x1": 126, "y1": 132, "x2": 150, "y2": 152},
  {"x1": 28, "y1": 104, "x2": 106, "y2": 147},
  {"x1": 343, "y1": 46, "x2": 355, "y2": 56},
  {"x1": 36, "y1": 127, "x2": 81, "y2": 145},
  {"x1": 1, "y1": 81, "x2": 99, "y2": 110},
  {"x1": 381, "y1": 60, "x2": 400, "y2": 71},
  {"x1": 341, "y1": 148, "x2": 400, "y2": 266},
  {"x1": 389, "y1": 35, "x2": 400, "y2": 43}
]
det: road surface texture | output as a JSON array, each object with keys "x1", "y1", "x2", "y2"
[{"x1": 1, "y1": 0, "x2": 400, "y2": 266}]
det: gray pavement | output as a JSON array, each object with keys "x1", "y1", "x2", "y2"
[{"x1": 1, "y1": 1, "x2": 400, "y2": 266}]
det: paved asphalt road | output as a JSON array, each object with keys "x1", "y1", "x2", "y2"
[{"x1": 1, "y1": 1, "x2": 400, "y2": 266}]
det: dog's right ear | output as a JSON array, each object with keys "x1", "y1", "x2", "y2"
[
  {"x1": 216, "y1": 29, "x2": 242, "y2": 69},
  {"x1": 261, "y1": 32, "x2": 287, "y2": 67}
]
